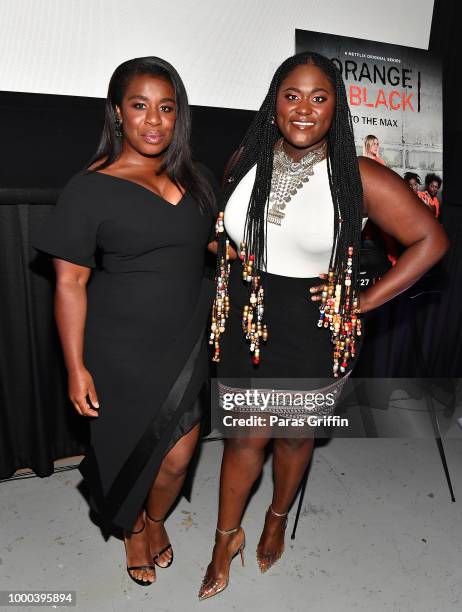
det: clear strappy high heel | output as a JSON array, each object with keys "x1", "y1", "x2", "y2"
[
  {"x1": 198, "y1": 526, "x2": 246, "y2": 601},
  {"x1": 256, "y1": 505, "x2": 288, "y2": 573}
]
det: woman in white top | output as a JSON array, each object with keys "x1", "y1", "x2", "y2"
[{"x1": 199, "y1": 51, "x2": 448, "y2": 600}]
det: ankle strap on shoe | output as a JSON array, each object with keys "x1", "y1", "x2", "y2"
[
  {"x1": 216, "y1": 526, "x2": 240, "y2": 536},
  {"x1": 145, "y1": 509, "x2": 164, "y2": 523},
  {"x1": 269, "y1": 504, "x2": 288, "y2": 518}
]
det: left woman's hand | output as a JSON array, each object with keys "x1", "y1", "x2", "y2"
[
  {"x1": 207, "y1": 239, "x2": 238, "y2": 259},
  {"x1": 309, "y1": 273, "x2": 327, "y2": 301}
]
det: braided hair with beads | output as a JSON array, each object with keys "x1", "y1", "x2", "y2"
[{"x1": 210, "y1": 51, "x2": 364, "y2": 376}]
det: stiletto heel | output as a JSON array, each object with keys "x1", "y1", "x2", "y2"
[
  {"x1": 256, "y1": 505, "x2": 289, "y2": 573},
  {"x1": 123, "y1": 520, "x2": 156, "y2": 586},
  {"x1": 145, "y1": 508, "x2": 174, "y2": 568},
  {"x1": 198, "y1": 526, "x2": 246, "y2": 601}
]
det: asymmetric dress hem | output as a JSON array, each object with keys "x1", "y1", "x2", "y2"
[{"x1": 33, "y1": 167, "x2": 216, "y2": 532}]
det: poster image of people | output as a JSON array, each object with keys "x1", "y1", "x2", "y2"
[{"x1": 295, "y1": 29, "x2": 443, "y2": 220}]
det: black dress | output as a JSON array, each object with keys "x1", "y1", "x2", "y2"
[{"x1": 33, "y1": 168, "x2": 216, "y2": 532}]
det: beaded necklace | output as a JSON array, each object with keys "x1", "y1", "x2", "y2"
[{"x1": 268, "y1": 140, "x2": 327, "y2": 226}]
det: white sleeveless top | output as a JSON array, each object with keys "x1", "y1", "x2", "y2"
[{"x1": 224, "y1": 157, "x2": 367, "y2": 278}]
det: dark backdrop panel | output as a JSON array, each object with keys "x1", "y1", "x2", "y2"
[
  {"x1": 0, "y1": 90, "x2": 254, "y2": 198},
  {"x1": 190, "y1": 106, "x2": 255, "y2": 180},
  {"x1": 0, "y1": 92, "x2": 105, "y2": 190}
]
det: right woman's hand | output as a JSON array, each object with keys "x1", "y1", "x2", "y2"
[{"x1": 68, "y1": 368, "x2": 100, "y2": 417}]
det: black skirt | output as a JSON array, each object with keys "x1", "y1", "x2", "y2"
[
  {"x1": 218, "y1": 259, "x2": 342, "y2": 379},
  {"x1": 216, "y1": 260, "x2": 364, "y2": 422}
]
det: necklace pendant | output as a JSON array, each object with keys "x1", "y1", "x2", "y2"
[{"x1": 268, "y1": 207, "x2": 285, "y2": 225}]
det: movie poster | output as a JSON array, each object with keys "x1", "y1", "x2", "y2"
[{"x1": 296, "y1": 29, "x2": 443, "y2": 218}]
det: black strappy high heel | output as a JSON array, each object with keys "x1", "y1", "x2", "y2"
[
  {"x1": 123, "y1": 519, "x2": 156, "y2": 586},
  {"x1": 145, "y1": 509, "x2": 174, "y2": 568}
]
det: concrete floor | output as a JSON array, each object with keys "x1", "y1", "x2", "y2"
[{"x1": 1, "y1": 438, "x2": 461, "y2": 612}]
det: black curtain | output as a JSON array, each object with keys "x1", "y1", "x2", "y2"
[{"x1": 0, "y1": 204, "x2": 89, "y2": 477}]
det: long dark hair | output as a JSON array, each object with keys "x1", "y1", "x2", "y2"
[
  {"x1": 220, "y1": 50, "x2": 363, "y2": 315},
  {"x1": 87, "y1": 56, "x2": 215, "y2": 214},
  {"x1": 210, "y1": 51, "x2": 364, "y2": 375}
]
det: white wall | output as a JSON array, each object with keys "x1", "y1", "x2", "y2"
[{"x1": 0, "y1": 0, "x2": 434, "y2": 110}]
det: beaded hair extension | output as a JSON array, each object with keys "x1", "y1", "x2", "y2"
[{"x1": 210, "y1": 51, "x2": 363, "y2": 377}]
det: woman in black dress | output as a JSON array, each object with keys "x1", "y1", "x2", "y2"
[
  {"x1": 199, "y1": 51, "x2": 449, "y2": 600},
  {"x1": 33, "y1": 57, "x2": 217, "y2": 586}
]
